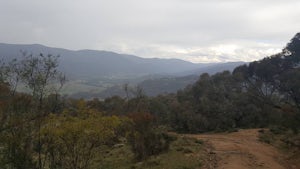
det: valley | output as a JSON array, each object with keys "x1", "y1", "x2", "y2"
[
  {"x1": 1, "y1": 1, "x2": 299, "y2": 169},
  {"x1": 0, "y1": 43, "x2": 244, "y2": 98}
]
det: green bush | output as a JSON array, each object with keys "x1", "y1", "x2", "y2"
[
  {"x1": 127, "y1": 112, "x2": 173, "y2": 161},
  {"x1": 127, "y1": 129, "x2": 172, "y2": 161}
]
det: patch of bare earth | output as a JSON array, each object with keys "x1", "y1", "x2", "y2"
[{"x1": 187, "y1": 129, "x2": 293, "y2": 169}]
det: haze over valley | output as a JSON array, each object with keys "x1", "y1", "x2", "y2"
[
  {"x1": 0, "y1": 1, "x2": 300, "y2": 169},
  {"x1": 0, "y1": 43, "x2": 244, "y2": 98}
]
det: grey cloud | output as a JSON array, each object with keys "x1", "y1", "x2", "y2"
[{"x1": 0, "y1": 0, "x2": 299, "y2": 62}]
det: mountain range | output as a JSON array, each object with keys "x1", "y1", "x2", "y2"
[{"x1": 0, "y1": 43, "x2": 245, "y2": 98}]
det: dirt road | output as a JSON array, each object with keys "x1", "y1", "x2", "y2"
[{"x1": 188, "y1": 129, "x2": 292, "y2": 169}]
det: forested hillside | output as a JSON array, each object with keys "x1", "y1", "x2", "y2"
[
  {"x1": 0, "y1": 43, "x2": 244, "y2": 98},
  {"x1": 0, "y1": 33, "x2": 299, "y2": 169},
  {"x1": 84, "y1": 33, "x2": 300, "y2": 133},
  {"x1": 0, "y1": 43, "x2": 202, "y2": 77}
]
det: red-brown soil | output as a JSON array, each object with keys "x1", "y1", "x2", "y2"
[{"x1": 187, "y1": 129, "x2": 297, "y2": 169}]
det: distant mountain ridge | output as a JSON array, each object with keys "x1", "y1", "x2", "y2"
[
  {"x1": 0, "y1": 43, "x2": 206, "y2": 79},
  {"x1": 0, "y1": 43, "x2": 245, "y2": 98},
  {"x1": 0, "y1": 43, "x2": 245, "y2": 78}
]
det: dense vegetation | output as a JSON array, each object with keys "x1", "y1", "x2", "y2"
[
  {"x1": 87, "y1": 33, "x2": 300, "y2": 133},
  {"x1": 0, "y1": 33, "x2": 300, "y2": 168}
]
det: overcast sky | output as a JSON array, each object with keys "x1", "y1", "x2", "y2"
[{"x1": 0, "y1": 0, "x2": 299, "y2": 63}]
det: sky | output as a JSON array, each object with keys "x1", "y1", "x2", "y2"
[{"x1": 0, "y1": 0, "x2": 299, "y2": 63}]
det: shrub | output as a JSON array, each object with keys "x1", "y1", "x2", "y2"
[{"x1": 127, "y1": 112, "x2": 173, "y2": 161}]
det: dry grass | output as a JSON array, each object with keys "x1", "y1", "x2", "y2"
[{"x1": 94, "y1": 135, "x2": 206, "y2": 169}]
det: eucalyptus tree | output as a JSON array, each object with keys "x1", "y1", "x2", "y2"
[{"x1": 0, "y1": 52, "x2": 65, "y2": 169}]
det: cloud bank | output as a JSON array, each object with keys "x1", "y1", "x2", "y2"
[{"x1": 0, "y1": 0, "x2": 299, "y2": 62}]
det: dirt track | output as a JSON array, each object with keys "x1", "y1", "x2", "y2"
[{"x1": 188, "y1": 129, "x2": 293, "y2": 169}]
